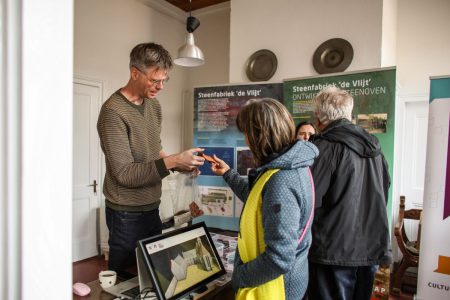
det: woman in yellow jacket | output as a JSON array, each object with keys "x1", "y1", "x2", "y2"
[{"x1": 210, "y1": 98, "x2": 318, "y2": 300}]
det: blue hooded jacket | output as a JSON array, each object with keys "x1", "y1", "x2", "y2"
[{"x1": 223, "y1": 140, "x2": 318, "y2": 300}]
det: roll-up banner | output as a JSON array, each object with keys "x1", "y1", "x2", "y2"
[
  {"x1": 192, "y1": 83, "x2": 283, "y2": 231},
  {"x1": 417, "y1": 75, "x2": 450, "y2": 299},
  {"x1": 284, "y1": 67, "x2": 396, "y2": 218}
]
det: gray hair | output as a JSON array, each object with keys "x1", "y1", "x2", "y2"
[
  {"x1": 129, "y1": 42, "x2": 173, "y2": 71},
  {"x1": 313, "y1": 86, "x2": 353, "y2": 126}
]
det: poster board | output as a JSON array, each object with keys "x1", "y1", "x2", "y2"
[
  {"x1": 192, "y1": 83, "x2": 283, "y2": 231},
  {"x1": 416, "y1": 75, "x2": 450, "y2": 300},
  {"x1": 192, "y1": 68, "x2": 395, "y2": 232},
  {"x1": 283, "y1": 67, "x2": 396, "y2": 221}
]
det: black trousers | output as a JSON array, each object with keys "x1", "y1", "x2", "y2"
[
  {"x1": 307, "y1": 263, "x2": 378, "y2": 300},
  {"x1": 105, "y1": 207, "x2": 162, "y2": 276}
]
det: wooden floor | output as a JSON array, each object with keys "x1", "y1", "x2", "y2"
[
  {"x1": 73, "y1": 255, "x2": 108, "y2": 284},
  {"x1": 73, "y1": 255, "x2": 415, "y2": 300}
]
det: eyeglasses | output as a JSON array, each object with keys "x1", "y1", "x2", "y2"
[{"x1": 134, "y1": 66, "x2": 169, "y2": 86}]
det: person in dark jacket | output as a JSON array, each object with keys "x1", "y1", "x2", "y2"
[{"x1": 307, "y1": 86, "x2": 392, "y2": 300}]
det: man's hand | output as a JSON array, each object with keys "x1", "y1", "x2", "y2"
[{"x1": 163, "y1": 148, "x2": 205, "y2": 172}]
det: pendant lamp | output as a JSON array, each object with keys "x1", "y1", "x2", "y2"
[{"x1": 174, "y1": 1, "x2": 204, "y2": 67}]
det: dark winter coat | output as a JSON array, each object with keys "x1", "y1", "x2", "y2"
[{"x1": 309, "y1": 118, "x2": 392, "y2": 266}]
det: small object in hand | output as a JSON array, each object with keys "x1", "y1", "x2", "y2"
[{"x1": 198, "y1": 152, "x2": 217, "y2": 164}]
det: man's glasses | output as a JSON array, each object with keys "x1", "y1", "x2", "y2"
[{"x1": 134, "y1": 66, "x2": 169, "y2": 86}]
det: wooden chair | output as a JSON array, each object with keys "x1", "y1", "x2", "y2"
[{"x1": 392, "y1": 195, "x2": 422, "y2": 296}]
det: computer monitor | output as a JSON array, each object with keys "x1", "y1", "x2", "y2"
[{"x1": 137, "y1": 222, "x2": 226, "y2": 300}]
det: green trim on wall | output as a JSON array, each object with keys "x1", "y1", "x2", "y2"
[{"x1": 430, "y1": 76, "x2": 450, "y2": 102}]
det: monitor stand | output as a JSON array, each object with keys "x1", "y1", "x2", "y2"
[
  {"x1": 187, "y1": 285, "x2": 210, "y2": 300},
  {"x1": 195, "y1": 285, "x2": 208, "y2": 293},
  {"x1": 117, "y1": 270, "x2": 137, "y2": 281}
]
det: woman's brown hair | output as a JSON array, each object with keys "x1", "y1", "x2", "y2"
[{"x1": 236, "y1": 98, "x2": 296, "y2": 166}]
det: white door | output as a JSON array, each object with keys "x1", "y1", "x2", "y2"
[
  {"x1": 401, "y1": 101, "x2": 428, "y2": 209},
  {"x1": 72, "y1": 79, "x2": 102, "y2": 262},
  {"x1": 399, "y1": 100, "x2": 428, "y2": 240}
]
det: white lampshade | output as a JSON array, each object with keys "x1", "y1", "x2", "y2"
[{"x1": 174, "y1": 33, "x2": 205, "y2": 67}]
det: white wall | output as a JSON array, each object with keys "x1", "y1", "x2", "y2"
[
  {"x1": 229, "y1": 0, "x2": 384, "y2": 82},
  {"x1": 75, "y1": 0, "x2": 187, "y2": 154},
  {"x1": 188, "y1": 4, "x2": 230, "y2": 88},
  {"x1": 394, "y1": 0, "x2": 450, "y2": 204},
  {"x1": 396, "y1": 0, "x2": 450, "y2": 95},
  {"x1": 393, "y1": 0, "x2": 450, "y2": 261},
  {"x1": 22, "y1": 0, "x2": 73, "y2": 299},
  {"x1": 381, "y1": 0, "x2": 397, "y2": 67},
  {"x1": 182, "y1": 4, "x2": 231, "y2": 149},
  {"x1": 75, "y1": 0, "x2": 232, "y2": 153}
]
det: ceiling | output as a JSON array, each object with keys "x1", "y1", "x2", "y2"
[{"x1": 164, "y1": 0, "x2": 229, "y2": 12}]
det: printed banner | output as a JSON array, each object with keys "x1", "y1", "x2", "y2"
[
  {"x1": 193, "y1": 83, "x2": 283, "y2": 231},
  {"x1": 284, "y1": 67, "x2": 396, "y2": 220},
  {"x1": 417, "y1": 75, "x2": 450, "y2": 299}
]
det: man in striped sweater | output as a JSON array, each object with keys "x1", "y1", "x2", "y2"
[{"x1": 97, "y1": 42, "x2": 205, "y2": 277}]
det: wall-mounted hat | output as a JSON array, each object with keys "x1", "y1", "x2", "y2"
[{"x1": 313, "y1": 38, "x2": 353, "y2": 74}]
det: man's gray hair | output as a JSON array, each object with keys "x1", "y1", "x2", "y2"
[
  {"x1": 313, "y1": 86, "x2": 353, "y2": 126},
  {"x1": 129, "y1": 42, "x2": 173, "y2": 71}
]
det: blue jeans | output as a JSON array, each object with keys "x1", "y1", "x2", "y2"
[
  {"x1": 307, "y1": 263, "x2": 378, "y2": 300},
  {"x1": 105, "y1": 207, "x2": 162, "y2": 274}
]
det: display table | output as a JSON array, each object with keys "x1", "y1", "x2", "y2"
[
  {"x1": 73, "y1": 227, "x2": 237, "y2": 300},
  {"x1": 73, "y1": 280, "x2": 114, "y2": 300},
  {"x1": 73, "y1": 278, "x2": 233, "y2": 300}
]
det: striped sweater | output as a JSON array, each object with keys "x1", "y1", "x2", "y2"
[{"x1": 97, "y1": 90, "x2": 169, "y2": 211}]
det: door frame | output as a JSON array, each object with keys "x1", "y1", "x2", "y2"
[{"x1": 73, "y1": 76, "x2": 104, "y2": 258}]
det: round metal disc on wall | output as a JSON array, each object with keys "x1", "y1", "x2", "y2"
[
  {"x1": 245, "y1": 49, "x2": 278, "y2": 81},
  {"x1": 313, "y1": 38, "x2": 353, "y2": 74}
]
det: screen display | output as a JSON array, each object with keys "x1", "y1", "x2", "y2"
[{"x1": 138, "y1": 222, "x2": 226, "y2": 300}]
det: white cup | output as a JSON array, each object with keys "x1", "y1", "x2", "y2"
[{"x1": 99, "y1": 270, "x2": 117, "y2": 289}]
